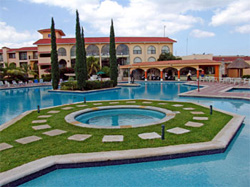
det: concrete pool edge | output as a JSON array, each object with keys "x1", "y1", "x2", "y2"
[{"x1": 0, "y1": 100, "x2": 245, "y2": 186}]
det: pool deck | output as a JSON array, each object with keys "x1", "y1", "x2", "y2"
[
  {"x1": 179, "y1": 81, "x2": 250, "y2": 101},
  {"x1": 0, "y1": 100, "x2": 245, "y2": 186}
]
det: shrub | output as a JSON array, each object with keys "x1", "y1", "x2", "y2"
[
  {"x1": 60, "y1": 80, "x2": 78, "y2": 90},
  {"x1": 242, "y1": 75, "x2": 250, "y2": 79},
  {"x1": 85, "y1": 81, "x2": 101, "y2": 90},
  {"x1": 60, "y1": 80, "x2": 114, "y2": 90},
  {"x1": 42, "y1": 74, "x2": 51, "y2": 82}
]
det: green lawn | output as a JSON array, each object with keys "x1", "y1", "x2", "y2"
[{"x1": 0, "y1": 100, "x2": 232, "y2": 172}]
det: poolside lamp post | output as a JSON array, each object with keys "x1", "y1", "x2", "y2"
[
  {"x1": 37, "y1": 105, "x2": 40, "y2": 113},
  {"x1": 210, "y1": 105, "x2": 213, "y2": 115},
  {"x1": 161, "y1": 125, "x2": 165, "y2": 140}
]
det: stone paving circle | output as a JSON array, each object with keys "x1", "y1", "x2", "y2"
[
  {"x1": 38, "y1": 115, "x2": 52, "y2": 118},
  {"x1": 15, "y1": 136, "x2": 42, "y2": 144},
  {"x1": 93, "y1": 103, "x2": 103, "y2": 105},
  {"x1": 172, "y1": 104, "x2": 183, "y2": 107},
  {"x1": 0, "y1": 143, "x2": 13, "y2": 152},
  {"x1": 183, "y1": 108, "x2": 195, "y2": 110},
  {"x1": 43, "y1": 129, "x2": 67, "y2": 136},
  {"x1": 167, "y1": 127, "x2": 190, "y2": 134},
  {"x1": 193, "y1": 117, "x2": 209, "y2": 120},
  {"x1": 191, "y1": 111, "x2": 205, "y2": 115},
  {"x1": 47, "y1": 110, "x2": 60, "y2": 114},
  {"x1": 32, "y1": 124, "x2": 51, "y2": 130},
  {"x1": 185, "y1": 121, "x2": 204, "y2": 127},
  {"x1": 102, "y1": 135, "x2": 124, "y2": 142},
  {"x1": 32, "y1": 120, "x2": 47, "y2": 124},
  {"x1": 62, "y1": 107, "x2": 74, "y2": 110},
  {"x1": 142, "y1": 101, "x2": 152, "y2": 104},
  {"x1": 68, "y1": 134, "x2": 92, "y2": 141},
  {"x1": 126, "y1": 101, "x2": 136, "y2": 103},
  {"x1": 76, "y1": 105, "x2": 87, "y2": 107},
  {"x1": 138, "y1": 132, "x2": 161, "y2": 139},
  {"x1": 109, "y1": 102, "x2": 119, "y2": 104}
]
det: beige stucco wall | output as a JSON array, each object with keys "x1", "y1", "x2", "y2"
[{"x1": 182, "y1": 54, "x2": 213, "y2": 60}]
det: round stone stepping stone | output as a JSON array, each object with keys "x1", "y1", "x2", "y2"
[
  {"x1": 109, "y1": 102, "x2": 119, "y2": 104},
  {"x1": 193, "y1": 117, "x2": 208, "y2": 120},
  {"x1": 38, "y1": 115, "x2": 52, "y2": 118},
  {"x1": 183, "y1": 108, "x2": 195, "y2": 110},
  {"x1": 32, "y1": 120, "x2": 47, "y2": 124},
  {"x1": 191, "y1": 111, "x2": 205, "y2": 115},
  {"x1": 48, "y1": 110, "x2": 60, "y2": 114},
  {"x1": 68, "y1": 134, "x2": 92, "y2": 141},
  {"x1": 32, "y1": 124, "x2": 51, "y2": 130},
  {"x1": 102, "y1": 135, "x2": 124, "y2": 142},
  {"x1": 142, "y1": 101, "x2": 152, "y2": 104},
  {"x1": 15, "y1": 136, "x2": 42, "y2": 144},
  {"x1": 185, "y1": 121, "x2": 204, "y2": 127},
  {"x1": 126, "y1": 101, "x2": 136, "y2": 103},
  {"x1": 167, "y1": 127, "x2": 190, "y2": 134},
  {"x1": 172, "y1": 104, "x2": 183, "y2": 107},
  {"x1": 158, "y1": 103, "x2": 167, "y2": 105},
  {"x1": 0, "y1": 143, "x2": 13, "y2": 152},
  {"x1": 43, "y1": 129, "x2": 67, "y2": 136},
  {"x1": 138, "y1": 132, "x2": 161, "y2": 139},
  {"x1": 62, "y1": 107, "x2": 74, "y2": 110},
  {"x1": 76, "y1": 105, "x2": 87, "y2": 107},
  {"x1": 93, "y1": 103, "x2": 103, "y2": 105},
  {"x1": 173, "y1": 111, "x2": 180, "y2": 114}
]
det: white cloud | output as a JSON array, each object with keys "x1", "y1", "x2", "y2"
[
  {"x1": 210, "y1": 0, "x2": 250, "y2": 26},
  {"x1": 2, "y1": 7, "x2": 8, "y2": 11},
  {"x1": 0, "y1": 22, "x2": 39, "y2": 48},
  {"x1": 190, "y1": 29, "x2": 215, "y2": 38},
  {"x1": 235, "y1": 24, "x2": 250, "y2": 34}
]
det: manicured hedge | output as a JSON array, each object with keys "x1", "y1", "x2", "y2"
[
  {"x1": 60, "y1": 80, "x2": 114, "y2": 90},
  {"x1": 242, "y1": 75, "x2": 250, "y2": 79}
]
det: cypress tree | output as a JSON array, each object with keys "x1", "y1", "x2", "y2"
[
  {"x1": 50, "y1": 17, "x2": 60, "y2": 89},
  {"x1": 75, "y1": 10, "x2": 86, "y2": 90},
  {"x1": 81, "y1": 27, "x2": 87, "y2": 87},
  {"x1": 109, "y1": 19, "x2": 118, "y2": 86}
]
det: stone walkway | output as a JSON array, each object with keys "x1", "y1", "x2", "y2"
[{"x1": 180, "y1": 81, "x2": 250, "y2": 100}]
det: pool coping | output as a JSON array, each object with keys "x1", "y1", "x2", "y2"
[
  {"x1": 0, "y1": 99, "x2": 245, "y2": 186},
  {"x1": 65, "y1": 105, "x2": 175, "y2": 129},
  {"x1": 48, "y1": 87, "x2": 121, "y2": 94}
]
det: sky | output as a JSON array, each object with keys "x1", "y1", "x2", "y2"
[{"x1": 0, "y1": 0, "x2": 249, "y2": 56}]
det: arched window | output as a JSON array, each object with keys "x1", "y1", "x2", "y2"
[
  {"x1": 101, "y1": 44, "x2": 110, "y2": 56},
  {"x1": 59, "y1": 59, "x2": 67, "y2": 68},
  {"x1": 116, "y1": 44, "x2": 129, "y2": 55},
  {"x1": 86, "y1": 45, "x2": 99, "y2": 56},
  {"x1": 148, "y1": 57, "x2": 156, "y2": 62},
  {"x1": 58, "y1": 47, "x2": 67, "y2": 56},
  {"x1": 133, "y1": 46, "x2": 142, "y2": 54},
  {"x1": 147, "y1": 46, "x2": 156, "y2": 54},
  {"x1": 133, "y1": 57, "x2": 142, "y2": 63},
  {"x1": 70, "y1": 45, "x2": 76, "y2": 57},
  {"x1": 161, "y1": 46, "x2": 170, "y2": 54}
]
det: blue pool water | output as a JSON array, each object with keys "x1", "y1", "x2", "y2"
[
  {"x1": 227, "y1": 88, "x2": 250, "y2": 93},
  {"x1": 75, "y1": 108, "x2": 166, "y2": 126},
  {"x1": 1, "y1": 82, "x2": 249, "y2": 186}
]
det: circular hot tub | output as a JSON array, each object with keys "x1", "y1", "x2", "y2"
[{"x1": 65, "y1": 105, "x2": 175, "y2": 129}]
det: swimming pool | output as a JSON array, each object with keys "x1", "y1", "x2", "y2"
[
  {"x1": 1, "y1": 82, "x2": 249, "y2": 186},
  {"x1": 227, "y1": 88, "x2": 250, "y2": 93}
]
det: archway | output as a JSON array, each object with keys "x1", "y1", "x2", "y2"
[
  {"x1": 117, "y1": 44, "x2": 129, "y2": 65},
  {"x1": 163, "y1": 67, "x2": 178, "y2": 80},
  {"x1": 147, "y1": 68, "x2": 160, "y2": 80},
  {"x1": 59, "y1": 59, "x2": 67, "y2": 69},
  {"x1": 180, "y1": 66, "x2": 197, "y2": 81},
  {"x1": 133, "y1": 68, "x2": 144, "y2": 80},
  {"x1": 86, "y1": 45, "x2": 99, "y2": 56}
]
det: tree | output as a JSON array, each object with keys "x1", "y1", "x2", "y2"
[
  {"x1": 109, "y1": 19, "x2": 118, "y2": 86},
  {"x1": 50, "y1": 17, "x2": 60, "y2": 89},
  {"x1": 87, "y1": 56, "x2": 100, "y2": 77},
  {"x1": 158, "y1": 52, "x2": 182, "y2": 61},
  {"x1": 20, "y1": 64, "x2": 37, "y2": 81},
  {"x1": 75, "y1": 10, "x2": 87, "y2": 90}
]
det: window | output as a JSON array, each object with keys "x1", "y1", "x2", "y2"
[
  {"x1": 101, "y1": 44, "x2": 110, "y2": 56},
  {"x1": 147, "y1": 46, "x2": 156, "y2": 54},
  {"x1": 148, "y1": 57, "x2": 156, "y2": 62},
  {"x1": 33, "y1": 52, "x2": 38, "y2": 59},
  {"x1": 161, "y1": 46, "x2": 170, "y2": 54},
  {"x1": 0, "y1": 54, "x2": 3, "y2": 61},
  {"x1": 40, "y1": 53, "x2": 51, "y2": 58},
  {"x1": 19, "y1": 52, "x2": 27, "y2": 60},
  {"x1": 58, "y1": 48, "x2": 67, "y2": 56},
  {"x1": 116, "y1": 44, "x2": 129, "y2": 55},
  {"x1": 134, "y1": 57, "x2": 142, "y2": 63},
  {"x1": 86, "y1": 45, "x2": 99, "y2": 56},
  {"x1": 70, "y1": 45, "x2": 76, "y2": 57},
  {"x1": 9, "y1": 53, "x2": 16, "y2": 59},
  {"x1": 133, "y1": 46, "x2": 142, "y2": 54},
  {"x1": 48, "y1": 34, "x2": 51, "y2": 38},
  {"x1": 41, "y1": 65, "x2": 50, "y2": 69}
]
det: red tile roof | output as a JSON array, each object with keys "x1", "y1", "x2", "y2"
[
  {"x1": 121, "y1": 59, "x2": 220, "y2": 68},
  {"x1": 34, "y1": 37, "x2": 176, "y2": 45},
  {"x1": 38, "y1": 29, "x2": 66, "y2": 36},
  {"x1": 6, "y1": 47, "x2": 38, "y2": 53},
  {"x1": 213, "y1": 56, "x2": 250, "y2": 62}
]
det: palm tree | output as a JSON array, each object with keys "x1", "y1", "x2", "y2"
[
  {"x1": 87, "y1": 56, "x2": 100, "y2": 77},
  {"x1": 20, "y1": 64, "x2": 37, "y2": 81}
]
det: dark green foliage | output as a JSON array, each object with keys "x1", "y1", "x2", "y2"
[
  {"x1": 101, "y1": 66, "x2": 110, "y2": 77},
  {"x1": 60, "y1": 80, "x2": 114, "y2": 90},
  {"x1": 41, "y1": 74, "x2": 51, "y2": 82},
  {"x1": 109, "y1": 19, "x2": 118, "y2": 86},
  {"x1": 242, "y1": 75, "x2": 250, "y2": 78},
  {"x1": 75, "y1": 10, "x2": 87, "y2": 90},
  {"x1": 50, "y1": 17, "x2": 60, "y2": 89},
  {"x1": 158, "y1": 52, "x2": 182, "y2": 61},
  {"x1": 60, "y1": 80, "x2": 78, "y2": 90}
]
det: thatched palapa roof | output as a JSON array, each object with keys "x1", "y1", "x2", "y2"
[{"x1": 227, "y1": 58, "x2": 250, "y2": 69}]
